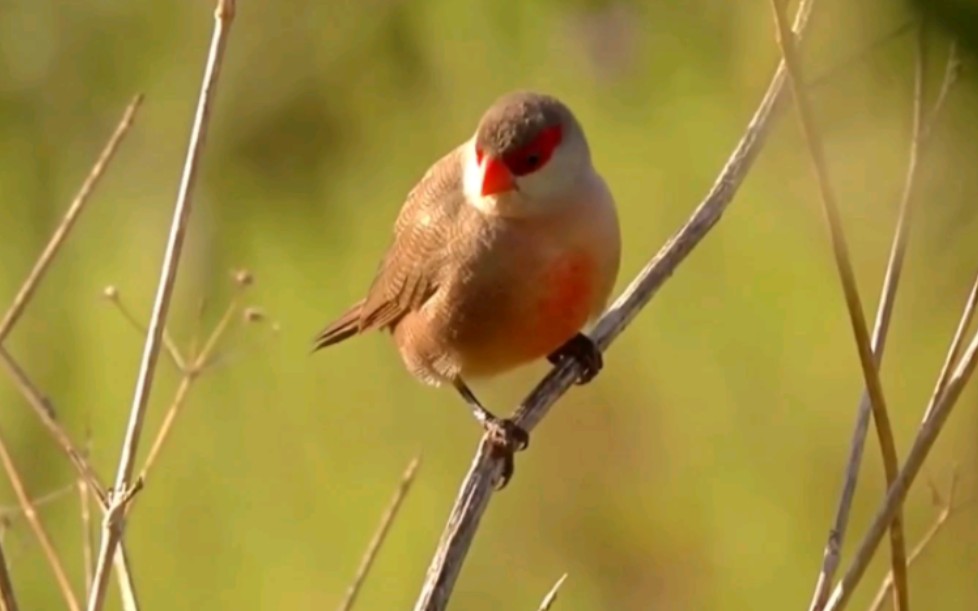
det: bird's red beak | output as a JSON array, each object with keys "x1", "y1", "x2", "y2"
[{"x1": 479, "y1": 156, "x2": 516, "y2": 197}]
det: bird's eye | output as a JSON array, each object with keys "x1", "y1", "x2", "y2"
[{"x1": 503, "y1": 125, "x2": 563, "y2": 177}]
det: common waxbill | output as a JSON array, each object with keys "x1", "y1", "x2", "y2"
[{"x1": 313, "y1": 91, "x2": 621, "y2": 485}]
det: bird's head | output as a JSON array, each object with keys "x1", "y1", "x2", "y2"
[{"x1": 463, "y1": 91, "x2": 593, "y2": 217}]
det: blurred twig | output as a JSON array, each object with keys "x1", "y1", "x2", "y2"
[
  {"x1": 86, "y1": 2, "x2": 237, "y2": 609},
  {"x1": 867, "y1": 470, "x2": 960, "y2": 611},
  {"x1": 0, "y1": 538, "x2": 17, "y2": 611},
  {"x1": 924, "y1": 270, "x2": 978, "y2": 423},
  {"x1": 103, "y1": 287, "x2": 185, "y2": 371},
  {"x1": 0, "y1": 94, "x2": 147, "y2": 607},
  {"x1": 412, "y1": 0, "x2": 817, "y2": 609},
  {"x1": 138, "y1": 281, "x2": 247, "y2": 484},
  {"x1": 78, "y1": 433, "x2": 95, "y2": 599},
  {"x1": 0, "y1": 95, "x2": 143, "y2": 344},
  {"x1": 0, "y1": 426, "x2": 79, "y2": 611},
  {"x1": 824, "y1": 272, "x2": 978, "y2": 610},
  {"x1": 770, "y1": 2, "x2": 910, "y2": 609},
  {"x1": 0, "y1": 484, "x2": 75, "y2": 520},
  {"x1": 337, "y1": 456, "x2": 421, "y2": 611},
  {"x1": 537, "y1": 573, "x2": 568, "y2": 611},
  {"x1": 805, "y1": 24, "x2": 962, "y2": 611}
]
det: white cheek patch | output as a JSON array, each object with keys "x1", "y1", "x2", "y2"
[{"x1": 462, "y1": 144, "x2": 501, "y2": 215}]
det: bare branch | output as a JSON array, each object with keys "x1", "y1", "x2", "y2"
[
  {"x1": 337, "y1": 456, "x2": 421, "y2": 611},
  {"x1": 806, "y1": 22, "x2": 955, "y2": 611},
  {"x1": 102, "y1": 286, "x2": 186, "y2": 372},
  {"x1": 0, "y1": 538, "x2": 18, "y2": 611},
  {"x1": 0, "y1": 95, "x2": 143, "y2": 344},
  {"x1": 412, "y1": 1, "x2": 818, "y2": 609},
  {"x1": 0, "y1": 425, "x2": 79, "y2": 611},
  {"x1": 0, "y1": 348, "x2": 107, "y2": 504},
  {"x1": 139, "y1": 287, "x2": 245, "y2": 484},
  {"x1": 769, "y1": 2, "x2": 910, "y2": 609},
  {"x1": 537, "y1": 573, "x2": 568, "y2": 611},
  {"x1": 86, "y1": 3, "x2": 237, "y2": 609},
  {"x1": 925, "y1": 271, "x2": 978, "y2": 421},
  {"x1": 824, "y1": 273, "x2": 978, "y2": 610},
  {"x1": 868, "y1": 470, "x2": 959, "y2": 611}
]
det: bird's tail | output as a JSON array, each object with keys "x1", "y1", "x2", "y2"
[{"x1": 312, "y1": 300, "x2": 365, "y2": 352}]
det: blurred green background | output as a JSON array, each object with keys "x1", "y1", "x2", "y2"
[{"x1": 1, "y1": 0, "x2": 977, "y2": 609}]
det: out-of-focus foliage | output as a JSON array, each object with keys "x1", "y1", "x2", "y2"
[{"x1": 0, "y1": 1, "x2": 977, "y2": 609}]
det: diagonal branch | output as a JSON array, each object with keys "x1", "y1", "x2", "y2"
[
  {"x1": 806, "y1": 24, "x2": 961, "y2": 611},
  {"x1": 86, "y1": 2, "x2": 237, "y2": 610},
  {"x1": 769, "y1": 1, "x2": 909, "y2": 609},
  {"x1": 867, "y1": 469, "x2": 959, "y2": 611},
  {"x1": 0, "y1": 536, "x2": 18, "y2": 611},
  {"x1": 337, "y1": 456, "x2": 421, "y2": 611},
  {"x1": 0, "y1": 95, "x2": 143, "y2": 344},
  {"x1": 0, "y1": 425, "x2": 79, "y2": 611},
  {"x1": 412, "y1": 1, "x2": 818, "y2": 609},
  {"x1": 824, "y1": 271, "x2": 978, "y2": 610},
  {"x1": 537, "y1": 573, "x2": 568, "y2": 611}
]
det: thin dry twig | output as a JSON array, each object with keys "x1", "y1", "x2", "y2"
[
  {"x1": 769, "y1": 2, "x2": 910, "y2": 609},
  {"x1": 78, "y1": 433, "x2": 95, "y2": 599},
  {"x1": 867, "y1": 470, "x2": 960, "y2": 611},
  {"x1": 412, "y1": 1, "x2": 818, "y2": 608},
  {"x1": 0, "y1": 283, "x2": 141, "y2": 611},
  {"x1": 924, "y1": 270, "x2": 977, "y2": 423},
  {"x1": 0, "y1": 348, "x2": 107, "y2": 504},
  {"x1": 0, "y1": 426, "x2": 79, "y2": 611},
  {"x1": 537, "y1": 573, "x2": 568, "y2": 611},
  {"x1": 0, "y1": 539, "x2": 17, "y2": 611},
  {"x1": 805, "y1": 23, "x2": 954, "y2": 611},
  {"x1": 86, "y1": 3, "x2": 237, "y2": 609},
  {"x1": 337, "y1": 456, "x2": 422, "y2": 611},
  {"x1": 138, "y1": 287, "x2": 244, "y2": 484},
  {"x1": 103, "y1": 286, "x2": 185, "y2": 372},
  {"x1": 824, "y1": 273, "x2": 978, "y2": 610},
  {"x1": 0, "y1": 484, "x2": 75, "y2": 521},
  {"x1": 0, "y1": 95, "x2": 143, "y2": 344}
]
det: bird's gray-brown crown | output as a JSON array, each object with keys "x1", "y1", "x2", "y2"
[{"x1": 473, "y1": 91, "x2": 579, "y2": 157}]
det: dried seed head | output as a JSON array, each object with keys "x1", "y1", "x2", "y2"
[
  {"x1": 233, "y1": 269, "x2": 254, "y2": 287},
  {"x1": 243, "y1": 307, "x2": 265, "y2": 323}
]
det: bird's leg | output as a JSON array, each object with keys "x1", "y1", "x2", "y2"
[
  {"x1": 547, "y1": 332, "x2": 604, "y2": 385},
  {"x1": 452, "y1": 378, "x2": 529, "y2": 489}
]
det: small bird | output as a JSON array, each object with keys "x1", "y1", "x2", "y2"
[{"x1": 313, "y1": 91, "x2": 621, "y2": 485}]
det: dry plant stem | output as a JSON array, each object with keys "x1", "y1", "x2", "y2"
[
  {"x1": 0, "y1": 426, "x2": 79, "y2": 611},
  {"x1": 86, "y1": 3, "x2": 237, "y2": 610},
  {"x1": 107, "y1": 294, "x2": 185, "y2": 371},
  {"x1": 0, "y1": 539, "x2": 18, "y2": 611},
  {"x1": 0, "y1": 347, "x2": 107, "y2": 504},
  {"x1": 78, "y1": 480, "x2": 94, "y2": 598},
  {"x1": 412, "y1": 1, "x2": 817, "y2": 608},
  {"x1": 0, "y1": 95, "x2": 143, "y2": 344},
  {"x1": 924, "y1": 270, "x2": 978, "y2": 422},
  {"x1": 537, "y1": 573, "x2": 568, "y2": 611},
  {"x1": 0, "y1": 347, "x2": 140, "y2": 608},
  {"x1": 337, "y1": 456, "x2": 421, "y2": 611},
  {"x1": 867, "y1": 472, "x2": 958, "y2": 611},
  {"x1": 806, "y1": 24, "x2": 932, "y2": 611},
  {"x1": 769, "y1": 3, "x2": 910, "y2": 610},
  {"x1": 823, "y1": 308, "x2": 978, "y2": 610},
  {"x1": 138, "y1": 295, "x2": 241, "y2": 483},
  {"x1": 0, "y1": 484, "x2": 75, "y2": 518}
]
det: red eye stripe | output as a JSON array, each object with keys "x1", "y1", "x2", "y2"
[{"x1": 502, "y1": 125, "x2": 563, "y2": 177}]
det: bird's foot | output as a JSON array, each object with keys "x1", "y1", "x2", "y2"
[
  {"x1": 482, "y1": 415, "x2": 529, "y2": 490},
  {"x1": 547, "y1": 333, "x2": 603, "y2": 385}
]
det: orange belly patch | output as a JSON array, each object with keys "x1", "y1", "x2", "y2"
[{"x1": 518, "y1": 250, "x2": 597, "y2": 360}]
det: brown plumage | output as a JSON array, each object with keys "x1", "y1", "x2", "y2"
[{"x1": 313, "y1": 91, "x2": 620, "y2": 484}]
